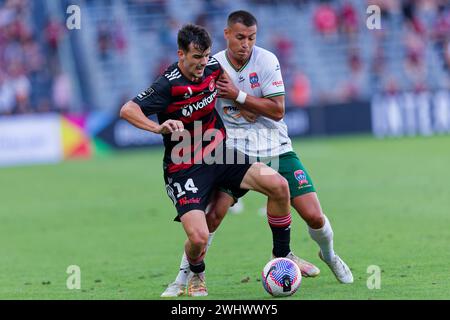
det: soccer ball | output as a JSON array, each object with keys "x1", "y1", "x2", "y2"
[{"x1": 261, "y1": 258, "x2": 302, "y2": 297}]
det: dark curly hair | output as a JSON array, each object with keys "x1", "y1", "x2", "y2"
[{"x1": 177, "y1": 24, "x2": 212, "y2": 53}]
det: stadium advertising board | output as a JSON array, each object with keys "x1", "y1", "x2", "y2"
[
  {"x1": 306, "y1": 101, "x2": 372, "y2": 136},
  {"x1": 0, "y1": 114, "x2": 63, "y2": 167},
  {"x1": 371, "y1": 91, "x2": 450, "y2": 137}
]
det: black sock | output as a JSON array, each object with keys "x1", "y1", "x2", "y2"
[
  {"x1": 267, "y1": 213, "x2": 292, "y2": 257},
  {"x1": 270, "y1": 224, "x2": 291, "y2": 257},
  {"x1": 189, "y1": 261, "x2": 205, "y2": 274}
]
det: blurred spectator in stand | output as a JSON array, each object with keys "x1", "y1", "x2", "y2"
[
  {"x1": 52, "y1": 70, "x2": 73, "y2": 113},
  {"x1": 384, "y1": 75, "x2": 400, "y2": 96},
  {"x1": 402, "y1": 0, "x2": 426, "y2": 36},
  {"x1": 433, "y1": 2, "x2": 450, "y2": 41},
  {"x1": 195, "y1": 12, "x2": 209, "y2": 28},
  {"x1": 403, "y1": 29, "x2": 427, "y2": 92},
  {"x1": 93, "y1": 18, "x2": 128, "y2": 62},
  {"x1": 367, "y1": 0, "x2": 401, "y2": 17},
  {"x1": 367, "y1": 0, "x2": 401, "y2": 33},
  {"x1": 370, "y1": 43, "x2": 386, "y2": 92},
  {"x1": 97, "y1": 21, "x2": 113, "y2": 61},
  {"x1": 338, "y1": 1, "x2": 358, "y2": 40},
  {"x1": 23, "y1": 32, "x2": 44, "y2": 75},
  {"x1": 0, "y1": 72, "x2": 15, "y2": 115},
  {"x1": 45, "y1": 18, "x2": 63, "y2": 54},
  {"x1": 443, "y1": 39, "x2": 450, "y2": 89},
  {"x1": 289, "y1": 69, "x2": 311, "y2": 108},
  {"x1": 23, "y1": 32, "x2": 46, "y2": 104},
  {"x1": 271, "y1": 33, "x2": 294, "y2": 73},
  {"x1": 159, "y1": 17, "x2": 180, "y2": 53},
  {"x1": 339, "y1": 48, "x2": 365, "y2": 102},
  {"x1": 9, "y1": 61, "x2": 31, "y2": 114},
  {"x1": 432, "y1": 3, "x2": 450, "y2": 70},
  {"x1": 313, "y1": 1, "x2": 338, "y2": 39},
  {"x1": 112, "y1": 21, "x2": 128, "y2": 56},
  {"x1": 195, "y1": 12, "x2": 218, "y2": 47},
  {"x1": 445, "y1": 40, "x2": 450, "y2": 71},
  {"x1": 45, "y1": 17, "x2": 64, "y2": 73}
]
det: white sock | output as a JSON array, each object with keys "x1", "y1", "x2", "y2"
[
  {"x1": 308, "y1": 215, "x2": 335, "y2": 262},
  {"x1": 206, "y1": 232, "x2": 215, "y2": 249},
  {"x1": 174, "y1": 252, "x2": 190, "y2": 284},
  {"x1": 174, "y1": 232, "x2": 215, "y2": 284}
]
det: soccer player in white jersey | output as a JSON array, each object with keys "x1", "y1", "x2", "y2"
[{"x1": 162, "y1": 10, "x2": 353, "y2": 297}]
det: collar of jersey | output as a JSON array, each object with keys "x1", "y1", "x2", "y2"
[{"x1": 225, "y1": 48, "x2": 253, "y2": 73}]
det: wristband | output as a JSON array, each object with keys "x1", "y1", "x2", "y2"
[{"x1": 235, "y1": 90, "x2": 247, "y2": 104}]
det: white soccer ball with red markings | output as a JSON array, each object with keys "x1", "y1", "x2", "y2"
[{"x1": 262, "y1": 258, "x2": 302, "y2": 297}]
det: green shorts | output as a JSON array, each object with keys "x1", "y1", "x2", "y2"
[
  {"x1": 268, "y1": 151, "x2": 316, "y2": 199},
  {"x1": 219, "y1": 151, "x2": 316, "y2": 202}
]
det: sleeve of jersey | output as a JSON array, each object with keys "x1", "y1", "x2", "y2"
[
  {"x1": 207, "y1": 57, "x2": 223, "y2": 78},
  {"x1": 260, "y1": 54, "x2": 285, "y2": 99},
  {"x1": 132, "y1": 76, "x2": 171, "y2": 117}
]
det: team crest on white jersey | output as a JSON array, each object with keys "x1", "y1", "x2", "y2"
[{"x1": 249, "y1": 72, "x2": 260, "y2": 89}]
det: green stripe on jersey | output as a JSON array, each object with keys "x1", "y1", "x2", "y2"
[{"x1": 264, "y1": 92, "x2": 285, "y2": 98}]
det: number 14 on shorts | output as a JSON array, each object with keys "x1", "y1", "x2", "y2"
[{"x1": 166, "y1": 178, "x2": 199, "y2": 205}]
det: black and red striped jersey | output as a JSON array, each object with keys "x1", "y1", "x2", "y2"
[{"x1": 132, "y1": 57, "x2": 225, "y2": 173}]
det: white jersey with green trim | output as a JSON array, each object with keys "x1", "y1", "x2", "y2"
[{"x1": 214, "y1": 46, "x2": 293, "y2": 158}]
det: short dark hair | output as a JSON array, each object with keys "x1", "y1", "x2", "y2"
[
  {"x1": 227, "y1": 10, "x2": 258, "y2": 27},
  {"x1": 177, "y1": 24, "x2": 212, "y2": 53}
]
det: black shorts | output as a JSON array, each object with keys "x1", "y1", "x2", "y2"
[
  {"x1": 163, "y1": 148, "x2": 253, "y2": 220},
  {"x1": 217, "y1": 186, "x2": 249, "y2": 205}
]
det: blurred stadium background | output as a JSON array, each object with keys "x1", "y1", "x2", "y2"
[
  {"x1": 1, "y1": 0, "x2": 450, "y2": 300},
  {"x1": 1, "y1": 0, "x2": 450, "y2": 161}
]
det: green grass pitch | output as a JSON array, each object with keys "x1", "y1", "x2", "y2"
[{"x1": 1, "y1": 134, "x2": 449, "y2": 300}]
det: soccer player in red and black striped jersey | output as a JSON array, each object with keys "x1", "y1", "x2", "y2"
[{"x1": 120, "y1": 24, "x2": 293, "y2": 297}]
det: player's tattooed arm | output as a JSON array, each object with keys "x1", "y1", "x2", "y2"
[
  {"x1": 216, "y1": 72, "x2": 285, "y2": 121},
  {"x1": 120, "y1": 101, "x2": 184, "y2": 134}
]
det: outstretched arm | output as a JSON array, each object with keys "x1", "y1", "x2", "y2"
[{"x1": 120, "y1": 101, "x2": 184, "y2": 134}]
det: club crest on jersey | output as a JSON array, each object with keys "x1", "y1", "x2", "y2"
[
  {"x1": 249, "y1": 72, "x2": 260, "y2": 89},
  {"x1": 294, "y1": 170, "x2": 309, "y2": 186},
  {"x1": 137, "y1": 87, "x2": 155, "y2": 101},
  {"x1": 209, "y1": 79, "x2": 216, "y2": 92}
]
